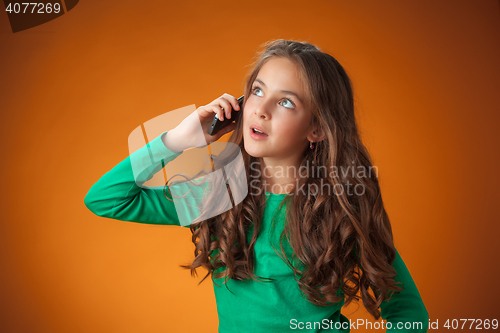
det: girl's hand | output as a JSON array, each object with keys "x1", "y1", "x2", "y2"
[{"x1": 163, "y1": 93, "x2": 240, "y2": 153}]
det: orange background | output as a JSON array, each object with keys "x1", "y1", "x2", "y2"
[{"x1": 1, "y1": 0, "x2": 499, "y2": 332}]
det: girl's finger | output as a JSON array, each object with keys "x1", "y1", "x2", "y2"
[
  {"x1": 197, "y1": 106, "x2": 215, "y2": 119},
  {"x1": 214, "y1": 105, "x2": 224, "y2": 121},
  {"x1": 222, "y1": 93, "x2": 240, "y2": 112},
  {"x1": 202, "y1": 105, "x2": 223, "y2": 121},
  {"x1": 218, "y1": 99, "x2": 232, "y2": 119},
  {"x1": 231, "y1": 96, "x2": 240, "y2": 111}
]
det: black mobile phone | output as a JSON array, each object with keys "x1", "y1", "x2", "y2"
[{"x1": 208, "y1": 95, "x2": 244, "y2": 136}]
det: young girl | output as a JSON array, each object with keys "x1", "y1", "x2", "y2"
[{"x1": 85, "y1": 39, "x2": 428, "y2": 332}]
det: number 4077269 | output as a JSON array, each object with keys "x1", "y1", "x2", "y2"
[
  {"x1": 443, "y1": 318, "x2": 498, "y2": 330},
  {"x1": 5, "y1": 2, "x2": 62, "y2": 14}
]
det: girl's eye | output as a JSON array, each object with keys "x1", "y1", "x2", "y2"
[
  {"x1": 252, "y1": 86, "x2": 263, "y2": 97},
  {"x1": 251, "y1": 86, "x2": 296, "y2": 109},
  {"x1": 279, "y1": 99, "x2": 295, "y2": 109}
]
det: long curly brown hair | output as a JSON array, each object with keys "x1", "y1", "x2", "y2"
[{"x1": 165, "y1": 39, "x2": 403, "y2": 320}]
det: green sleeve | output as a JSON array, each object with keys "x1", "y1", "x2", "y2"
[
  {"x1": 84, "y1": 131, "x2": 188, "y2": 227},
  {"x1": 379, "y1": 247, "x2": 429, "y2": 332}
]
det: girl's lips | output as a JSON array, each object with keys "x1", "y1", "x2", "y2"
[
  {"x1": 250, "y1": 123, "x2": 268, "y2": 135},
  {"x1": 249, "y1": 127, "x2": 268, "y2": 140}
]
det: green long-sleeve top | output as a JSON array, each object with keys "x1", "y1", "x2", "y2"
[{"x1": 84, "y1": 131, "x2": 429, "y2": 332}]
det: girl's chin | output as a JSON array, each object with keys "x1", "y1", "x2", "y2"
[{"x1": 243, "y1": 141, "x2": 268, "y2": 158}]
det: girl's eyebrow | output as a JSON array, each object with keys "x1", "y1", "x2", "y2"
[{"x1": 254, "y1": 78, "x2": 304, "y2": 105}]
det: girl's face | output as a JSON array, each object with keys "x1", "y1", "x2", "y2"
[{"x1": 243, "y1": 57, "x2": 314, "y2": 163}]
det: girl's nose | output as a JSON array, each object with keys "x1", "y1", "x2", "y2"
[{"x1": 254, "y1": 102, "x2": 271, "y2": 120}]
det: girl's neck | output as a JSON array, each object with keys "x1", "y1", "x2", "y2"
[{"x1": 260, "y1": 157, "x2": 300, "y2": 194}]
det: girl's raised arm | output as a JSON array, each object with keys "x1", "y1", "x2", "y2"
[{"x1": 84, "y1": 93, "x2": 241, "y2": 226}]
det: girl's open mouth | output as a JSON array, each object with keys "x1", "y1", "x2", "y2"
[{"x1": 250, "y1": 127, "x2": 268, "y2": 140}]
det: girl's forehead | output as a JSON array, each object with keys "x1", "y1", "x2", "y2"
[
  {"x1": 259, "y1": 57, "x2": 303, "y2": 83},
  {"x1": 255, "y1": 57, "x2": 309, "y2": 104}
]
